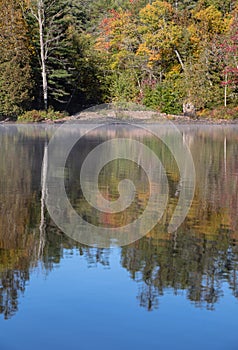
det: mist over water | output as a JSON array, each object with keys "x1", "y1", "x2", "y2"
[{"x1": 0, "y1": 124, "x2": 237, "y2": 350}]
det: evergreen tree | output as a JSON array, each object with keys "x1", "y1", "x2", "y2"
[{"x1": 0, "y1": 0, "x2": 33, "y2": 118}]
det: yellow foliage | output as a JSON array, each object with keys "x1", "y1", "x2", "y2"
[
  {"x1": 166, "y1": 64, "x2": 181, "y2": 77},
  {"x1": 194, "y1": 5, "x2": 230, "y2": 36},
  {"x1": 149, "y1": 52, "x2": 162, "y2": 61},
  {"x1": 136, "y1": 42, "x2": 152, "y2": 56},
  {"x1": 139, "y1": 0, "x2": 173, "y2": 28},
  {"x1": 187, "y1": 24, "x2": 201, "y2": 46}
]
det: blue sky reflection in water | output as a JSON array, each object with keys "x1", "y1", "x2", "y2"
[{"x1": 0, "y1": 124, "x2": 238, "y2": 350}]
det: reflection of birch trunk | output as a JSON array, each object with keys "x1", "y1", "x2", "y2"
[
  {"x1": 173, "y1": 231, "x2": 178, "y2": 255},
  {"x1": 224, "y1": 136, "x2": 227, "y2": 177},
  {"x1": 38, "y1": 141, "x2": 48, "y2": 259}
]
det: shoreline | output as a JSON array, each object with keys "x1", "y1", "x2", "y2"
[{"x1": 1, "y1": 110, "x2": 238, "y2": 125}]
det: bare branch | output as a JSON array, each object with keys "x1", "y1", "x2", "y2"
[{"x1": 174, "y1": 49, "x2": 185, "y2": 71}]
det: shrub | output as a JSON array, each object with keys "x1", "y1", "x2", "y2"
[
  {"x1": 108, "y1": 71, "x2": 140, "y2": 103},
  {"x1": 200, "y1": 106, "x2": 238, "y2": 119},
  {"x1": 141, "y1": 80, "x2": 183, "y2": 115},
  {"x1": 18, "y1": 108, "x2": 67, "y2": 122}
]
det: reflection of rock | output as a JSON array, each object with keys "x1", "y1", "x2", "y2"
[
  {"x1": 183, "y1": 102, "x2": 196, "y2": 118},
  {"x1": 1, "y1": 124, "x2": 238, "y2": 319}
]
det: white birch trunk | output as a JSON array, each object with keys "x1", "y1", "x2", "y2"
[
  {"x1": 38, "y1": 141, "x2": 48, "y2": 259},
  {"x1": 224, "y1": 72, "x2": 227, "y2": 107},
  {"x1": 38, "y1": 0, "x2": 48, "y2": 110}
]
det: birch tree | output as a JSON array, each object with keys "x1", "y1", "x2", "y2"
[{"x1": 26, "y1": 0, "x2": 72, "y2": 110}]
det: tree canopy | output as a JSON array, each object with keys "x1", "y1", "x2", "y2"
[{"x1": 0, "y1": 0, "x2": 238, "y2": 118}]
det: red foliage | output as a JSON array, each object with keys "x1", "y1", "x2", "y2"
[{"x1": 219, "y1": 15, "x2": 238, "y2": 88}]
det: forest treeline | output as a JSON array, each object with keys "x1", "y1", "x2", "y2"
[{"x1": 1, "y1": 0, "x2": 238, "y2": 119}]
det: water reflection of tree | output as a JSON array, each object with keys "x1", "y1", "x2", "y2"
[
  {"x1": 0, "y1": 127, "x2": 42, "y2": 319},
  {"x1": 0, "y1": 269, "x2": 29, "y2": 320},
  {"x1": 121, "y1": 228, "x2": 238, "y2": 311},
  {"x1": 1, "y1": 125, "x2": 238, "y2": 318}
]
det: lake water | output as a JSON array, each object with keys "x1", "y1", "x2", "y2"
[{"x1": 0, "y1": 123, "x2": 238, "y2": 350}]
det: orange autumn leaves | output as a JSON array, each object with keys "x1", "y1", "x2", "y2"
[
  {"x1": 95, "y1": 1, "x2": 183, "y2": 70},
  {"x1": 95, "y1": 1, "x2": 231, "y2": 72}
]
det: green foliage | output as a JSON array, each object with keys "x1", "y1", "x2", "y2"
[
  {"x1": 142, "y1": 79, "x2": 183, "y2": 114},
  {"x1": 0, "y1": 0, "x2": 33, "y2": 119},
  {"x1": 199, "y1": 0, "x2": 235, "y2": 14},
  {"x1": 0, "y1": 61, "x2": 32, "y2": 118},
  {"x1": 67, "y1": 32, "x2": 105, "y2": 111},
  {"x1": 18, "y1": 108, "x2": 66, "y2": 122},
  {"x1": 1, "y1": 0, "x2": 238, "y2": 118},
  {"x1": 107, "y1": 71, "x2": 140, "y2": 102}
]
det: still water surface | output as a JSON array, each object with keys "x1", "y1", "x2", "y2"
[{"x1": 0, "y1": 123, "x2": 238, "y2": 350}]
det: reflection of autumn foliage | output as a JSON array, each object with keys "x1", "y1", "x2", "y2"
[
  {"x1": 60, "y1": 124, "x2": 238, "y2": 311},
  {"x1": 121, "y1": 126, "x2": 238, "y2": 311},
  {"x1": 1, "y1": 125, "x2": 238, "y2": 318},
  {"x1": 0, "y1": 128, "x2": 47, "y2": 319},
  {"x1": 121, "y1": 227, "x2": 237, "y2": 311},
  {"x1": 188, "y1": 127, "x2": 238, "y2": 239}
]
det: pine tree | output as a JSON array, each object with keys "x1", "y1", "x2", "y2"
[{"x1": 0, "y1": 0, "x2": 33, "y2": 118}]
